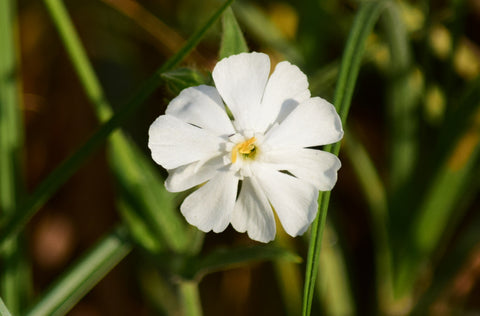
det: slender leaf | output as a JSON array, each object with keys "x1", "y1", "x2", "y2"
[
  {"x1": 43, "y1": 0, "x2": 193, "y2": 252},
  {"x1": 138, "y1": 264, "x2": 181, "y2": 315},
  {"x1": 302, "y1": 2, "x2": 388, "y2": 315},
  {"x1": 343, "y1": 129, "x2": 393, "y2": 310},
  {"x1": 185, "y1": 245, "x2": 301, "y2": 281},
  {"x1": 411, "y1": 167, "x2": 480, "y2": 315},
  {"x1": 0, "y1": 0, "x2": 234, "y2": 247},
  {"x1": 219, "y1": 7, "x2": 248, "y2": 59},
  {"x1": 43, "y1": 0, "x2": 112, "y2": 120},
  {"x1": 234, "y1": 1, "x2": 302, "y2": 64},
  {"x1": 316, "y1": 224, "x2": 355, "y2": 316},
  {"x1": 396, "y1": 104, "x2": 480, "y2": 296},
  {"x1": 25, "y1": 225, "x2": 132, "y2": 316},
  {"x1": 0, "y1": 0, "x2": 31, "y2": 313},
  {"x1": 273, "y1": 234, "x2": 303, "y2": 316},
  {"x1": 382, "y1": 1, "x2": 416, "y2": 192},
  {"x1": 162, "y1": 67, "x2": 209, "y2": 95},
  {"x1": 108, "y1": 133, "x2": 189, "y2": 252}
]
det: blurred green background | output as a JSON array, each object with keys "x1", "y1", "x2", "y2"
[{"x1": 2, "y1": 0, "x2": 480, "y2": 315}]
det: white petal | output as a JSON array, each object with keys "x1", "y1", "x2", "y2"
[
  {"x1": 231, "y1": 177, "x2": 276, "y2": 243},
  {"x1": 148, "y1": 115, "x2": 224, "y2": 169},
  {"x1": 264, "y1": 97, "x2": 343, "y2": 149},
  {"x1": 261, "y1": 148, "x2": 341, "y2": 191},
  {"x1": 212, "y1": 52, "x2": 270, "y2": 131},
  {"x1": 253, "y1": 164, "x2": 318, "y2": 237},
  {"x1": 165, "y1": 155, "x2": 225, "y2": 192},
  {"x1": 255, "y1": 61, "x2": 311, "y2": 132},
  {"x1": 165, "y1": 85, "x2": 235, "y2": 136},
  {"x1": 180, "y1": 171, "x2": 238, "y2": 233}
]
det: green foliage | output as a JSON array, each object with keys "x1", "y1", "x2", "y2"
[
  {"x1": 24, "y1": 226, "x2": 132, "y2": 316},
  {"x1": 0, "y1": 0, "x2": 30, "y2": 313},
  {"x1": 184, "y1": 245, "x2": 302, "y2": 281},
  {"x1": 109, "y1": 132, "x2": 189, "y2": 253},
  {"x1": 2, "y1": 0, "x2": 480, "y2": 314},
  {"x1": 162, "y1": 68, "x2": 210, "y2": 95},
  {"x1": 302, "y1": 2, "x2": 388, "y2": 315},
  {"x1": 219, "y1": 7, "x2": 248, "y2": 59}
]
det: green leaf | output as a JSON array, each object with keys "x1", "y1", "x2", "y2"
[
  {"x1": 411, "y1": 179, "x2": 480, "y2": 314},
  {"x1": 184, "y1": 245, "x2": 301, "y2": 281},
  {"x1": 0, "y1": 0, "x2": 234, "y2": 247},
  {"x1": 234, "y1": 2, "x2": 302, "y2": 64},
  {"x1": 25, "y1": 225, "x2": 132, "y2": 316},
  {"x1": 302, "y1": 2, "x2": 388, "y2": 315},
  {"x1": 41, "y1": 0, "x2": 224, "y2": 254},
  {"x1": 396, "y1": 107, "x2": 480, "y2": 295},
  {"x1": 162, "y1": 67, "x2": 209, "y2": 95},
  {"x1": 0, "y1": 0, "x2": 31, "y2": 313},
  {"x1": 381, "y1": 3, "x2": 417, "y2": 191},
  {"x1": 109, "y1": 132, "x2": 189, "y2": 253},
  {"x1": 343, "y1": 129, "x2": 393, "y2": 307},
  {"x1": 219, "y1": 7, "x2": 248, "y2": 59},
  {"x1": 316, "y1": 224, "x2": 355, "y2": 316},
  {"x1": 42, "y1": 0, "x2": 112, "y2": 121}
]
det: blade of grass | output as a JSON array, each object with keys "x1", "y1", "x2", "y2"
[
  {"x1": 411, "y1": 165, "x2": 480, "y2": 315},
  {"x1": 25, "y1": 225, "x2": 132, "y2": 316},
  {"x1": 302, "y1": 2, "x2": 388, "y2": 315},
  {"x1": 219, "y1": 7, "x2": 248, "y2": 59},
  {"x1": 108, "y1": 133, "x2": 187, "y2": 252},
  {"x1": 396, "y1": 101, "x2": 480, "y2": 297},
  {"x1": 394, "y1": 75, "x2": 480, "y2": 298},
  {"x1": 138, "y1": 264, "x2": 181, "y2": 315},
  {"x1": 234, "y1": 1, "x2": 303, "y2": 64},
  {"x1": 0, "y1": 0, "x2": 234, "y2": 247},
  {"x1": 43, "y1": 0, "x2": 230, "y2": 253},
  {"x1": 316, "y1": 223, "x2": 355, "y2": 316},
  {"x1": 0, "y1": 0, "x2": 31, "y2": 313},
  {"x1": 273, "y1": 232, "x2": 303, "y2": 316},
  {"x1": 381, "y1": 1, "x2": 416, "y2": 192},
  {"x1": 42, "y1": 0, "x2": 112, "y2": 121},
  {"x1": 343, "y1": 129, "x2": 392, "y2": 311}
]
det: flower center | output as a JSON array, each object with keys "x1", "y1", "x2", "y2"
[{"x1": 231, "y1": 137, "x2": 257, "y2": 163}]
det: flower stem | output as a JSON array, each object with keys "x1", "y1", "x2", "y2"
[
  {"x1": 302, "y1": 1, "x2": 388, "y2": 315},
  {"x1": 179, "y1": 281, "x2": 203, "y2": 316}
]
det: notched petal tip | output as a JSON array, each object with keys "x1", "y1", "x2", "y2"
[{"x1": 212, "y1": 52, "x2": 271, "y2": 131}]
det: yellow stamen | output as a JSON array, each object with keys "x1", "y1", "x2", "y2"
[{"x1": 231, "y1": 137, "x2": 257, "y2": 163}]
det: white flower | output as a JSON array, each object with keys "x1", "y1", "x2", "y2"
[{"x1": 148, "y1": 52, "x2": 343, "y2": 243}]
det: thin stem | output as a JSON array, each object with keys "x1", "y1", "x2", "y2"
[
  {"x1": 179, "y1": 281, "x2": 203, "y2": 316},
  {"x1": 0, "y1": 0, "x2": 31, "y2": 313},
  {"x1": 302, "y1": 2, "x2": 388, "y2": 315}
]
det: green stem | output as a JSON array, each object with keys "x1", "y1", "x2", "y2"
[
  {"x1": 179, "y1": 281, "x2": 203, "y2": 316},
  {"x1": 43, "y1": 0, "x2": 112, "y2": 121},
  {"x1": 0, "y1": 0, "x2": 31, "y2": 313},
  {"x1": 302, "y1": 2, "x2": 388, "y2": 315}
]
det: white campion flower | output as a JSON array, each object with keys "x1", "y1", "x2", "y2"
[{"x1": 148, "y1": 52, "x2": 343, "y2": 243}]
